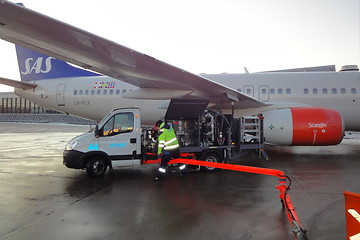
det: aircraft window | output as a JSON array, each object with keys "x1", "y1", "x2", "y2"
[
  {"x1": 102, "y1": 112, "x2": 134, "y2": 136},
  {"x1": 110, "y1": 90, "x2": 114, "y2": 95},
  {"x1": 277, "y1": 88, "x2": 283, "y2": 94},
  {"x1": 85, "y1": 90, "x2": 89, "y2": 95},
  {"x1": 322, "y1": 88, "x2": 328, "y2": 94},
  {"x1": 332, "y1": 88, "x2": 337, "y2": 94},
  {"x1": 246, "y1": 88, "x2": 251, "y2": 94},
  {"x1": 261, "y1": 88, "x2": 267, "y2": 94},
  {"x1": 97, "y1": 90, "x2": 101, "y2": 95},
  {"x1": 122, "y1": 89, "x2": 127, "y2": 94},
  {"x1": 79, "y1": 90, "x2": 83, "y2": 95},
  {"x1": 91, "y1": 90, "x2": 95, "y2": 95},
  {"x1": 237, "y1": 89, "x2": 242, "y2": 92},
  {"x1": 103, "y1": 90, "x2": 107, "y2": 95},
  {"x1": 340, "y1": 88, "x2": 346, "y2": 94},
  {"x1": 129, "y1": 89, "x2": 133, "y2": 92},
  {"x1": 116, "y1": 90, "x2": 121, "y2": 95},
  {"x1": 312, "y1": 88, "x2": 318, "y2": 94},
  {"x1": 74, "y1": 90, "x2": 77, "y2": 95},
  {"x1": 270, "y1": 88, "x2": 275, "y2": 94},
  {"x1": 304, "y1": 88, "x2": 309, "y2": 94},
  {"x1": 351, "y1": 88, "x2": 356, "y2": 94},
  {"x1": 286, "y1": 88, "x2": 291, "y2": 94}
]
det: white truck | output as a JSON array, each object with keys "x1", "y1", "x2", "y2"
[{"x1": 63, "y1": 99, "x2": 266, "y2": 177}]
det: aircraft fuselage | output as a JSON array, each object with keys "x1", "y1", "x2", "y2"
[{"x1": 15, "y1": 71, "x2": 360, "y2": 130}]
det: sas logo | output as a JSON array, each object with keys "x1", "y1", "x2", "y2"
[{"x1": 21, "y1": 57, "x2": 55, "y2": 75}]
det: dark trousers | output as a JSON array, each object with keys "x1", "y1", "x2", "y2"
[
  {"x1": 160, "y1": 149, "x2": 181, "y2": 169},
  {"x1": 156, "y1": 149, "x2": 181, "y2": 179}
]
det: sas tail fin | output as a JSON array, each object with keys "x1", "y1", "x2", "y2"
[{"x1": 15, "y1": 45, "x2": 100, "y2": 81}]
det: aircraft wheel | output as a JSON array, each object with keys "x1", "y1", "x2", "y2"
[{"x1": 86, "y1": 156, "x2": 107, "y2": 177}]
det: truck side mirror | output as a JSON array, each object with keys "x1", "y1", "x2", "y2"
[{"x1": 94, "y1": 125, "x2": 100, "y2": 138}]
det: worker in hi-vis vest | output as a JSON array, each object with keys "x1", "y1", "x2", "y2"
[{"x1": 154, "y1": 120, "x2": 185, "y2": 181}]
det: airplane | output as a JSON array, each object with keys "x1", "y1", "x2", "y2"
[{"x1": 0, "y1": 1, "x2": 359, "y2": 146}]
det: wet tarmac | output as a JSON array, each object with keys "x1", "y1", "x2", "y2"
[{"x1": 0, "y1": 122, "x2": 359, "y2": 240}]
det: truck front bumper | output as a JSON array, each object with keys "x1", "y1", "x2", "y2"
[{"x1": 63, "y1": 150, "x2": 85, "y2": 169}]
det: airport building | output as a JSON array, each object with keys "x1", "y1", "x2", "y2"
[
  {"x1": 0, "y1": 92, "x2": 95, "y2": 124},
  {"x1": 0, "y1": 92, "x2": 57, "y2": 114}
]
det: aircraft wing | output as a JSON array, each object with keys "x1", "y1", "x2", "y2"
[
  {"x1": 0, "y1": 77, "x2": 36, "y2": 90},
  {"x1": 0, "y1": 1, "x2": 266, "y2": 109}
]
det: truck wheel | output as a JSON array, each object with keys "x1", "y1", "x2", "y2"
[
  {"x1": 86, "y1": 157, "x2": 107, "y2": 177},
  {"x1": 201, "y1": 152, "x2": 220, "y2": 172}
]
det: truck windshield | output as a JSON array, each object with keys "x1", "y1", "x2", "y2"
[{"x1": 97, "y1": 112, "x2": 113, "y2": 128}]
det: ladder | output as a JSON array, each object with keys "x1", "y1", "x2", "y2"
[
  {"x1": 239, "y1": 115, "x2": 269, "y2": 160},
  {"x1": 240, "y1": 116, "x2": 262, "y2": 144}
]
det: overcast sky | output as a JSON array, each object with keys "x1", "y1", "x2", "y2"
[{"x1": 0, "y1": 0, "x2": 359, "y2": 92}]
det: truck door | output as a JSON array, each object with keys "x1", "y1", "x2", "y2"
[{"x1": 98, "y1": 109, "x2": 141, "y2": 167}]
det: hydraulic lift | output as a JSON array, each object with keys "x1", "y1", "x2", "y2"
[{"x1": 144, "y1": 156, "x2": 309, "y2": 240}]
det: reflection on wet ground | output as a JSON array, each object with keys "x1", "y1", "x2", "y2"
[{"x1": 0, "y1": 123, "x2": 359, "y2": 239}]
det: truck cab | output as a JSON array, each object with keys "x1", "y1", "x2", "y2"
[{"x1": 63, "y1": 108, "x2": 143, "y2": 177}]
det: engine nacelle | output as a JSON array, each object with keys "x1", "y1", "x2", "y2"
[{"x1": 262, "y1": 107, "x2": 344, "y2": 146}]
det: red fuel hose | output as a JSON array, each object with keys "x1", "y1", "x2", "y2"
[{"x1": 145, "y1": 157, "x2": 309, "y2": 239}]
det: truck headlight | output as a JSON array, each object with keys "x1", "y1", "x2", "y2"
[{"x1": 65, "y1": 140, "x2": 78, "y2": 151}]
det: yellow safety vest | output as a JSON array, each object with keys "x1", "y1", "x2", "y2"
[{"x1": 157, "y1": 123, "x2": 180, "y2": 154}]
